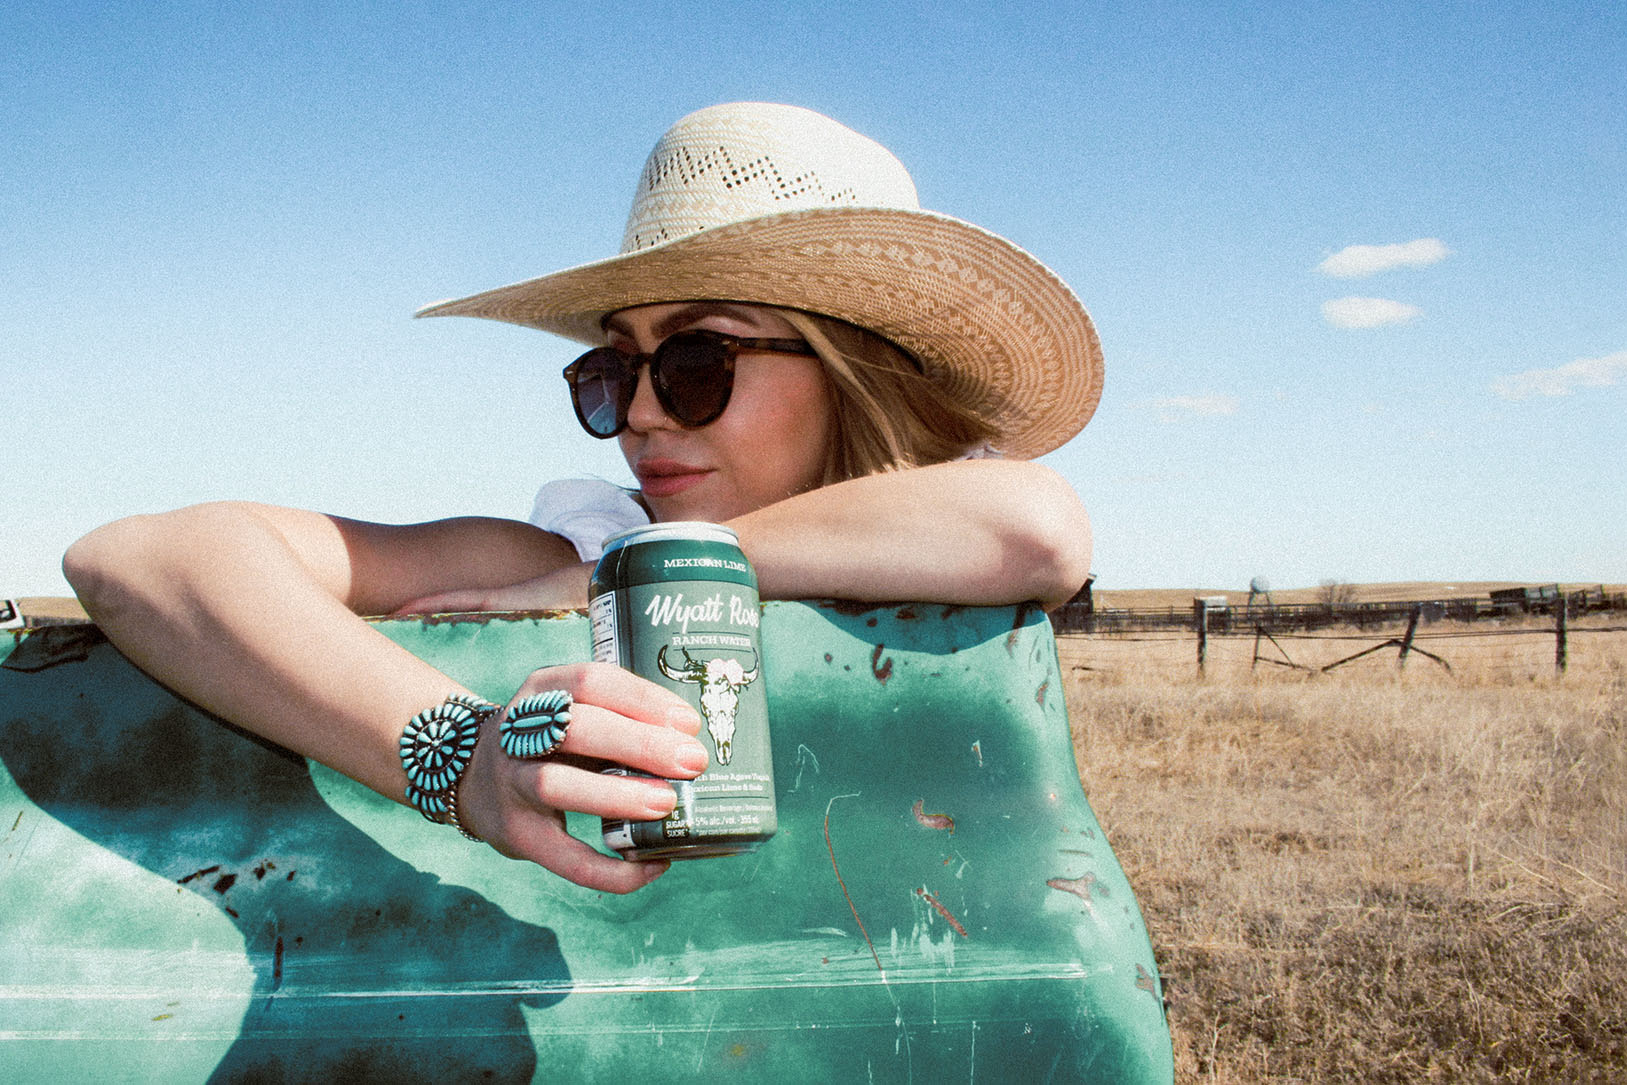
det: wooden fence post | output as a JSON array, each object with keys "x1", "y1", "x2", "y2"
[
  {"x1": 1556, "y1": 591, "x2": 1568, "y2": 675},
  {"x1": 1194, "y1": 598, "x2": 1208, "y2": 675}
]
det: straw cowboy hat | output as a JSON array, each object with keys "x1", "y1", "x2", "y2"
[{"x1": 418, "y1": 102, "x2": 1103, "y2": 459}]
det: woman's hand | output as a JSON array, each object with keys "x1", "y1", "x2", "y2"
[
  {"x1": 456, "y1": 662, "x2": 708, "y2": 893},
  {"x1": 395, "y1": 562, "x2": 593, "y2": 616}
]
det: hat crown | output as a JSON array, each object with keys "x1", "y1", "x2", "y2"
[{"x1": 621, "y1": 102, "x2": 921, "y2": 254}]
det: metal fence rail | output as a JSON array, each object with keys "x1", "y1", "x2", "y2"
[{"x1": 1053, "y1": 588, "x2": 1626, "y2": 636}]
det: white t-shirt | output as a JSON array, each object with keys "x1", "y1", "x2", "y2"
[{"x1": 527, "y1": 479, "x2": 650, "y2": 561}]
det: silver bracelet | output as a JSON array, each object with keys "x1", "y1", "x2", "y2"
[
  {"x1": 444, "y1": 776, "x2": 484, "y2": 842},
  {"x1": 399, "y1": 693, "x2": 497, "y2": 833}
]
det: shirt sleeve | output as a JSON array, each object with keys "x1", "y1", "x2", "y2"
[{"x1": 528, "y1": 479, "x2": 650, "y2": 562}]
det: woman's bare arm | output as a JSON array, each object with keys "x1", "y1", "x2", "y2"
[
  {"x1": 63, "y1": 501, "x2": 706, "y2": 892},
  {"x1": 401, "y1": 460, "x2": 1091, "y2": 614},
  {"x1": 730, "y1": 459, "x2": 1092, "y2": 610}
]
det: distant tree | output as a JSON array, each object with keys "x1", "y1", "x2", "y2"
[{"x1": 1319, "y1": 580, "x2": 1358, "y2": 608}]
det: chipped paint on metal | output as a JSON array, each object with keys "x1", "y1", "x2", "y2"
[
  {"x1": 1047, "y1": 873, "x2": 1095, "y2": 903},
  {"x1": 915, "y1": 887, "x2": 969, "y2": 938},
  {"x1": 911, "y1": 800, "x2": 955, "y2": 834},
  {"x1": 870, "y1": 644, "x2": 893, "y2": 683}
]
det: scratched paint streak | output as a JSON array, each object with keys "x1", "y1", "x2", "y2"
[
  {"x1": 824, "y1": 793, "x2": 884, "y2": 975},
  {"x1": 911, "y1": 799, "x2": 955, "y2": 834},
  {"x1": 915, "y1": 887, "x2": 969, "y2": 938},
  {"x1": 1046, "y1": 873, "x2": 1095, "y2": 902}
]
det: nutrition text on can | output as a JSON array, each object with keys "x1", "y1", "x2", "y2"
[{"x1": 590, "y1": 522, "x2": 777, "y2": 860}]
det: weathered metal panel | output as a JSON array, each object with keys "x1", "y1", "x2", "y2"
[{"x1": 0, "y1": 602, "x2": 1172, "y2": 1082}]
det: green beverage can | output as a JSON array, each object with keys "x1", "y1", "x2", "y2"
[{"x1": 591, "y1": 522, "x2": 777, "y2": 860}]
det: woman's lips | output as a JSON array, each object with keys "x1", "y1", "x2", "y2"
[{"x1": 635, "y1": 460, "x2": 712, "y2": 498}]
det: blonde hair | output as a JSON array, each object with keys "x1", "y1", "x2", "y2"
[{"x1": 774, "y1": 308, "x2": 1000, "y2": 484}]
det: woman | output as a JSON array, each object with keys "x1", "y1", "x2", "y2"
[{"x1": 64, "y1": 102, "x2": 1103, "y2": 894}]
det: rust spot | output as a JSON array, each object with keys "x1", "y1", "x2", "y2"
[
  {"x1": 399, "y1": 608, "x2": 583, "y2": 626},
  {"x1": 817, "y1": 599, "x2": 886, "y2": 617},
  {"x1": 915, "y1": 887, "x2": 969, "y2": 937},
  {"x1": 870, "y1": 643, "x2": 893, "y2": 683},
  {"x1": 912, "y1": 799, "x2": 955, "y2": 834},
  {"x1": 177, "y1": 865, "x2": 220, "y2": 885},
  {"x1": 1035, "y1": 679, "x2": 1049, "y2": 706},
  {"x1": 939, "y1": 605, "x2": 965, "y2": 620},
  {"x1": 865, "y1": 617, "x2": 878, "y2": 627},
  {"x1": 253, "y1": 861, "x2": 276, "y2": 881},
  {"x1": 1047, "y1": 873, "x2": 1096, "y2": 903},
  {"x1": 895, "y1": 605, "x2": 918, "y2": 621},
  {"x1": 212, "y1": 873, "x2": 237, "y2": 894},
  {"x1": 273, "y1": 935, "x2": 284, "y2": 990}
]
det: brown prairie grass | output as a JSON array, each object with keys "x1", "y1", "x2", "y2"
[{"x1": 1061, "y1": 620, "x2": 1627, "y2": 1083}]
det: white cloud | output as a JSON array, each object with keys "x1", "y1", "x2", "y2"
[
  {"x1": 1491, "y1": 350, "x2": 1627, "y2": 400},
  {"x1": 1321, "y1": 297, "x2": 1421, "y2": 328},
  {"x1": 1317, "y1": 238, "x2": 1449, "y2": 278},
  {"x1": 1140, "y1": 394, "x2": 1240, "y2": 422}
]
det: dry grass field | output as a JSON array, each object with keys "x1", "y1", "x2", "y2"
[{"x1": 1060, "y1": 617, "x2": 1627, "y2": 1082}]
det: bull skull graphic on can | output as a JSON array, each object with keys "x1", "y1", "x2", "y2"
[{"x1": 657, "y1": 645, "x2": 759, "y2": 765}]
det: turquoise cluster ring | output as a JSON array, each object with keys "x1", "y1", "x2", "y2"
[{"x1": 500, "y1": 690, "x2": 573, "y2": 759}]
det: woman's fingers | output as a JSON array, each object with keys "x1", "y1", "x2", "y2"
[
  {"x1": 522, "y1": 757, "x2": 683, "y2": 820},
  {"x1": 500, "y1": 810, "x2": 669, "y2": 894},
  {"x1": 556, "y1": 705, "x2": 709, "y2": 779},
  {"x1": 453, "y1": 661, "x2": 710, "y2": 889},
  {"x1": 509, "y1": 663, "x2": 708, "y2": 779},
  {"x1": 524, "y1": 662, "x2": 702, "y2": 735}
]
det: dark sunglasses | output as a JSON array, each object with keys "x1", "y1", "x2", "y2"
[{"x1": 562, "y1": 329, "x2": 818, "y2": 438}]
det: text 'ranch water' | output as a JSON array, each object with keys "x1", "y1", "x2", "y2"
[{"x1": 590, "y1": 523, "x2": 776, "y2": 860}]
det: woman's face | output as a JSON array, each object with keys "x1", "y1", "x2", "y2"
[{"x1": 604, "y1": 301, "x2": 834, "y2": 523}]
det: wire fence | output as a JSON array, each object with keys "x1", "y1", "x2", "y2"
[{"x1": 1056, "y1": 596, "x2": 1627, "y2": 682}]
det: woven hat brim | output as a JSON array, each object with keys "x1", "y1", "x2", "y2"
[{"x1": 417, "y1": 206, "x2": 1102, "y2": 459}]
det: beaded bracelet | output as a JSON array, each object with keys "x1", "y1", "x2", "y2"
[{"x1": 398, "y1": 693, "x2": 498, "y2": 836}]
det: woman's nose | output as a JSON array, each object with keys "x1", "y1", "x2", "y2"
[{"x1": 623, "y1": 364, "x2": 675, "y2": 432}]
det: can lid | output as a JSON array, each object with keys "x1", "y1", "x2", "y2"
[{"x1": 601, "y1": 521, "x2": 741, "y2": 554}]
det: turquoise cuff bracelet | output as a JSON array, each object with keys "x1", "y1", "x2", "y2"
[{"x1": 399, "y1": 693, "x2": 498, "y2": 829}]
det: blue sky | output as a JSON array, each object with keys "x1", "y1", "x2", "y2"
[{"x1": 4, "y1": 1, "x2": 1624, "y2": 597}]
